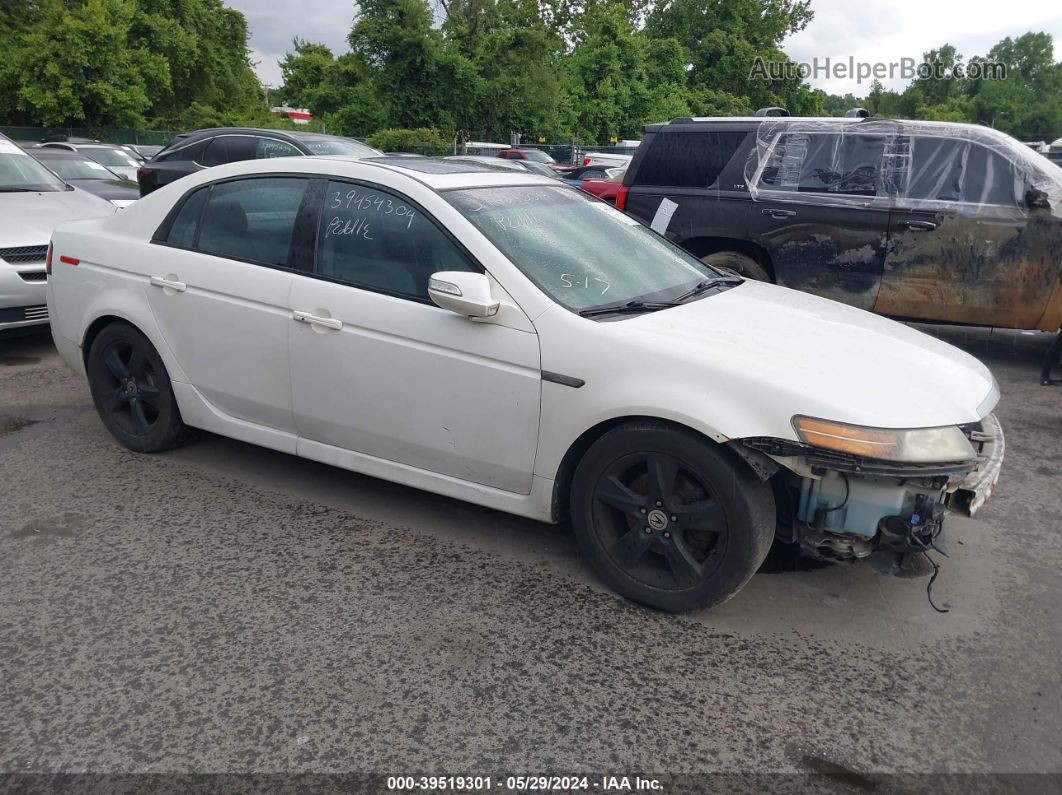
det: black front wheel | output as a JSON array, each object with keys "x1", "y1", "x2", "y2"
[
  {"x1": 86, "y1": 322, "x2": 190, "y2": 453},
  {"x1": 571, "y1": 422, "x2": 775, "y2": 612}
]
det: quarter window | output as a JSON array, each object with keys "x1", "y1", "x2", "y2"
[
  {"x1": 636, "y1": 131, "x2": 749, "y2": 188},
  {"x1": 192, "y1": 177, "x2": 308, "y2": 266},
  {"x1": 316, "y1": 180, "x2": 477, "y2": 300},
  {"x1": 166, "y1": 187, "x2": 208, "y2": 248}
]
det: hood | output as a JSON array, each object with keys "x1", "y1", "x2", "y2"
[
  {"x1": 66, "y1": 178, "x2": 139, "y2": 202},
  {"x1": 0, "y1": 188, "x2": 115, "y2": 247},
  {"x1": 623, "y1": 279, "x2": 996, "y2": 433}
]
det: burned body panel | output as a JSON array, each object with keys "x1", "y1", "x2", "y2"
[
  {"x1": 876, "y1": 208, "x2": 1062, "y2": 329},
  {"x1": 743, "y1": 119, "x2": 1062, "y2": 330}
]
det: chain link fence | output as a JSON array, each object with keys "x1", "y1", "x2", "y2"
[{"x1": 1, "y1": 126, "x2": 182, "y2": 147}]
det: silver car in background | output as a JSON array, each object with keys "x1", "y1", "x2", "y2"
[{"x1": 0, "y1": 135, "x2": 116, "y2": 333}]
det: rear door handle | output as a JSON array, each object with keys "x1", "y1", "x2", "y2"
[
  {"x1": 149, "y1": 276, "x2": 186, "y2": 292},
  {"x1": 293, "y1": 310, "x2": 343, "y2": 331},
  {"x1": 898, "y1": 220, "x2": 937, "y2": 232},
  {"x1": 761, "y1": 208, "x2": 797, "y2": 218}
]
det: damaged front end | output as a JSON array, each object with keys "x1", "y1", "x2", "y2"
[{"x1": 735, "y1": 414, "x2": 1004, "y2": 562}]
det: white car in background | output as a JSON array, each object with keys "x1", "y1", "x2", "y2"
[
  {"x1": 47, "y1": 156, "x2": 1002, "y2": 612},
  {"x1": 580, "y1": 151, "x2": 634, "y2": 169},
  {"x1": 0, "y1": 134, "x2": 115, "y2": 334},
  {"x1": 38, "y1": 142, "x2": 143, "y2": 181}
]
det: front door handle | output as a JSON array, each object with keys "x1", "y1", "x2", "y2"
[
  {"x1": 761, "y1": 208, "x2": 797, "y2": 219},
  {"x1": 149, "y1": 276, "x2": 186, "y2": 292},
  {"x1": 898, "y1": 219, "x2": 938, "y2": 232},
  {"x1": 293, "y1": 310, "x2": 343, "y2": 331}
]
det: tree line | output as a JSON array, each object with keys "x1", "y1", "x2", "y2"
[{"x1": 1, "y1": 0, "x2": 1059, "y2": 144}]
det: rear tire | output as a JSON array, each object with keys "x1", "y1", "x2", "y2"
[
  {"x1": 701, "y1": 250, "x2": 770, "y2": 281},
  {"x1": 86, "y1": 322, "x2": 190, "y2": 453},
  {"x1": 570, "y1": 422, "x2": 775, "y2": 613}
]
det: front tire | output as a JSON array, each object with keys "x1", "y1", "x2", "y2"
[
  {"x1": 86, "y1": 322, "x2": 189, "y2": 453},
  {"x1": 570, "y1": 422, "x2": 775, "y2": 612}
]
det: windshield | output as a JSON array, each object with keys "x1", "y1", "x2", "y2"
[
  {"x1": 0, "y1": 144, "x2": 68, "y2": 192},
  {"x1": 520, "y1": 149, "x2": 555, "y2": 163},
  {"x1": 38, "y1": 156, "x2": 116, "y2": 181},
  {"x1": 447, "y1": 185, "x2": 722, "y2": 313},
  {"x1": 82, "y1": 147, "x2": 139, "y2": 168},
  {"x1": 294, "y1": 136, "x2": 381, "y2": 157}
]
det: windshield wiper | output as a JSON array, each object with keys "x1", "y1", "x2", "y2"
[
  {"x1": 579, "y1": 300, "x2": 681, "y2": 318},
  {"x1": 672, "y1": 274, "x2": 744, "y2": 304},
  {"x1": 0, "y1": 187, "x2": 37, "y2": 193}
]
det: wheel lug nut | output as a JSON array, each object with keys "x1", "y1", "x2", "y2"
[
  {"x1": 643, "y1": 526, "x2": 651, "y2": 534},
  {"x1": 655, "y1": 500, "x2": 663, "y2": 507},
  {"x1": 639, "y1": 507, "x2": 647, "y2": 514},
  {"x1": 670, "y1": 515, "x2": 678, "y2": 522},
  {"x1": 663, "y1": 532, "x2": 671, "y2": 539}
]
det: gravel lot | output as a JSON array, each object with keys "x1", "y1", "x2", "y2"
[{"x1": 1, "y1": 325, "x2": 1059, "y2": 787}]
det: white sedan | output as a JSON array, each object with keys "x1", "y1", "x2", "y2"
[{"x1": 46, "y1": 156, "x2": 1003, "y2": 612}]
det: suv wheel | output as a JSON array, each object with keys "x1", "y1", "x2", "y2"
[
  {"x1": 570, "y1": 422, "x2": 775, "y2": 612},
  {"x1": 86, "y1": 322, "x2": 190, "y2": 453},
  {"x1": 701, "y1": 251, "x2": 770, "y2": 281}
]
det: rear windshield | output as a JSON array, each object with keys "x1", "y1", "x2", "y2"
[
  {"x1": 518, "y1": 149, "x2": 555, "y2": 163},
  {"x1": 447, "y1": 185, "x2": 719, "y2": 313},
  {"x1": 634, "y1": 131, "x2": 749, "y2": 188}
]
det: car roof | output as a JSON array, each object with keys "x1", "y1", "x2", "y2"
[{"x1": 204, "y1": 154, "x2": 561, "y2": 192}]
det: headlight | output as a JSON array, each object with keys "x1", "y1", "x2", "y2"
[
  {"x1": 110, "y1": 199, "x2": 135, "y2": 209},
  {"x1": 793, "y1": 416, "x2": 976, "y2": 463}
]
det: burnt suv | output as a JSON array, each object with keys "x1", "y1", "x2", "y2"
[
  {"x1": 137, "y1": 128, "x2": 381, "y2": 196},
  {"x1": 619, "y1": 114, "x2": 1062, "y2": 332}
]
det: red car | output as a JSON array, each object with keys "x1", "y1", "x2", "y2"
[{"x1": 579, "y1": 170, "x2": 628, "y2": 208}]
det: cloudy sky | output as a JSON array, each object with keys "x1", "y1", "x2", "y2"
[{"x1": 229, "y1": 0, "x2": 1062, "y2": 97}]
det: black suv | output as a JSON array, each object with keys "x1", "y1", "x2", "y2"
[
  {"x1": 137, "y1": 128, "x2": 381, "y2": 196},
  {"x1": 620, "y1": 113, "x2": 1062, "y2": 331}
]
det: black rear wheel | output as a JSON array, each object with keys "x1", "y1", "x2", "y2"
[
  {"x1": 86, "y1": 322, "x2": 190, "y2": 452},
  {"x1": 571, "y1": 422, "x2": 774, "y2": 612}
]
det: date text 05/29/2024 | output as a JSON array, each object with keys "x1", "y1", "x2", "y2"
[{"x1": 387, "y1": 776, "x2": 664, "y2": 791}]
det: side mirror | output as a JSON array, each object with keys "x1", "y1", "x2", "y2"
[
  {"x1": 428, "y1": 271, "x2": 500, "y2": 319},
  {"x1": 1025, "y1": 186, "x2": 1051, "y2": 210}
]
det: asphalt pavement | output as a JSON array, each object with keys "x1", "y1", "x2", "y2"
[{"x1": 1, "y1": 325, "x2": 1060, "y2": 789}]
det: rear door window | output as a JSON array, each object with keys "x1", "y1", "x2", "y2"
[
  {"x1": 760, "y1": 133, "x2": 886, "y2": 196},
  {"x1": 200, "y1": 136, "x2": 258, "y2": 167},
  {"x1": 165, "y1": 187, "x2": 208, "y2": 248},
  {"x1": 634, "y1": 131, "x2": 748, "y2": 188},
  {"x1": 196, "y1": 177, "x2": 309, "y2": 266}
]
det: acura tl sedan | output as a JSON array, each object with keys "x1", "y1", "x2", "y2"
[{"x1": 46, "y1": 156, "x2": 1004, "y2": 612}]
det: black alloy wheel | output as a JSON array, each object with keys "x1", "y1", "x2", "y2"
[
  {"x1": 571, "y1": 422, "x2": 775, "y2": 612},
  {"x1": 86, "y1": 322, "x2": 190, "y2": 452}
]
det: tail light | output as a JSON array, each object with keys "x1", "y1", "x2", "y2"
[
  {"x1": 582, "y1": 157, "x2": 591, "y2": 165},
  {"x1": 137, "y1": 166, "x2": 149, "y2": 182},
  {"x1": 615, "y1": 185, "x2": 629, "y2": 211},
  {"x1": 45, "y1": 243, "x2": 52, "y2": 275}
]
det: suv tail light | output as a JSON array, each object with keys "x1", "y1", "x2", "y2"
[
  {"x1": 614, "y1": 185, "x2": 629, "y2": 211},
  {"x1": 582, "y1": 157, "x2": 591, "y2": 166},
  {"x1": 137, "y1": 166, "x2": 149, "y2": 182},
  {"x1": 45, "y1": 243, "x2": 52, "y2": 275}
]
